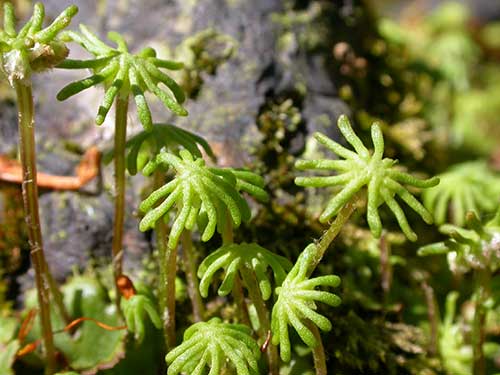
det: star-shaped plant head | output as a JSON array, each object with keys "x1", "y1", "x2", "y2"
[
  {"x1": 117, "y1": 275, "x2": 162, "y2": 343},
  {"x1": 418, "y1": 210, "x2": 500, "y2": 274},
  {"x1": 121, "y1": 294, "x2": 162, "y2": 343},
  {"x1": 423, "y1": 160, "x2": 500, "y2": 226},
  {"x1": 198, "y1": 242, "x2": 292, "y2": 300},
  {"x1": 103, "y1": 123, "x2": 215, "y2": 175},
  {"x1": 138, "y1": 149, "x2": 268, "y2": 249},
  {"x1": 295, "y1": 115, "x2": 439, "y2": 241},
  {"x1": 56, "y1": 24, "x2": 187, "y2": 128},
  {"x1": 438, "y1": 290, "x2": 500, "y2": 375},
  {"x1": 0, "y1": 2, "x2": 78, "y2": 85},
  {"x1": 439, "y1": 291, "x2": 473, "y2": 375},
  {"x1": 165, "y1": 318, "x2": 260, "y2": 375},
  {"x1": 271, "y1": 243, "x2": 341, "y2": 362}
]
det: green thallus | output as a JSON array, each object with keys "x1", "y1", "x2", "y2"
[{"x1": 165, "y1": 318, "x2": 260, "y2": 375}]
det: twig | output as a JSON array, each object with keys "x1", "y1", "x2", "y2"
[{"x1": 0, "y1": 147, "x2": 100, "y2": 190}]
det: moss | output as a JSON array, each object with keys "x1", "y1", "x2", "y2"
[
  {"x1": 326, "y1": 311, "x2": 439, "y2": 374},
  {"x1": 175, "y1": 28, "x2": 237, "y2": 98},
  {"x1": 253, "y1": 98, "x2": 305, "y2": 189}
]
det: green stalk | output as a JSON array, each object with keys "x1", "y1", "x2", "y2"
[
  {"x1": 164, "y1": 242, "x2": 177, "y2": 349},
  {"x1": 379, "y1": 233, "x2": 392, "y2": 313},
  {"x1": 306, "y1": 321, "x2": 327, "y2": 375},
  {"x1": 47, "y1": 269, "x2": 71, "y2": 325},
  {"x1": 111, "y1": 97, "x2": 128, "y2": 282},
  {"x1": 301, "y1": 193, "x2": 360, "y2": 373},
  {"x1": 15, "y1": 81, "x2": 56, "y2": 374},
  {"x1": 232, "y1": 275, "x2": 251, "y2": 326},
  {"x1": 221, "y1": 213, "x2": 250, "y2": 325},
  {"x1": 240, "y1": 268, "x2": 279, "y2": 375},
  {"x1": 181, "y1": 230, "x2": 204, "y2": 321},
  {"x1": 472, "y1": 268, "x2": 491, "y2": 375},
  {"x1": 221, "y1": 212, "x2": 234, "y2": 245},
  {"x1": 421, "y1": 279, "x2": 438, "y2": 355},
  {"x1": 153, "y1": 171, "x2": 176, "y2": 350},
  {"x1": 307, "y1": 193, "x2": 360, "y2": 276}
]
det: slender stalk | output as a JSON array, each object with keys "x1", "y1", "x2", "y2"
[
  {"x1": 306, "y1": 321, "x2": 327, "y2": 375},
  {"x1": 221, "y1": 213, "x2": 233, "y2": 245},
  {"x1": 299, "y1": 194, "x2": 360, "y2": 372},
  {"x1": 164, "y1": 242, "x2": 177, "y2": 349},
  {"x1": 472, "y1": 268, "x2": 491, "y2": 375},
  {"x1": 221, "y1": 213, "x2": 250, "y2": 325},
  {"x1": 181, "y1": 230, "x2": 204, "y2": 321},
  {"x1": 15, "y1": 81, "x2": 56, "y2": 374},
  {"x1": 422, "y1": 279, "x2": 438, "y2": 355},
  {"x1": 308, "y1": 193, "x2": 360, "y2": 276},
  {"x1": 379, "y1": 233, "x2": 392, "y2": 312},
  {"x1": 46, "y1": 269, "x2": 71, "y2": 325},
  {"x1": 153, "y1": 171, "x2": 176, "y2": 350},
  {"x1": 232, "y1": 276, "x2": 251, "y2": 326},
  {"x1": 240, "y1": 268, "x2": 279, "y2": 375},
  {"x1": 111, "y1": 97, "x2": 128, "y2": 281}
]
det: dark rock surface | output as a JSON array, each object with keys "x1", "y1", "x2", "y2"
[{"x1": 1, "y1": 0, "x2": 357, "y2": 280}]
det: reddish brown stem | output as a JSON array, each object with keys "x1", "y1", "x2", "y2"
[{"x1": 15, "y1": 81, "x2": 56, "y2": 374}]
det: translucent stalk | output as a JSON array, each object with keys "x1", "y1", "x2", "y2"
[
  {"x1": 302, "y1": 193, "x2": 360, "y2": 372},
  {"x1": 307, "y1": 321, "x2": 327, "y2": 375},
  {"x1": 240, "y1": 268, "x2": 279, "y2": 375},
  {"x1": 221, "y1": 213, "x2": 250, "y2": 325},
  {"x1": 112, "y1": 97, "x2": 128, "y2": 283},
  {"x1": 307, "y1": 192, "x2": 360, "y2": 276},
  {"x1": 153, "y1": 171, "x2": 177, "y2": 350},
  {"x1": 181, "y1": 230, "x2": 204, "y2": 321}
]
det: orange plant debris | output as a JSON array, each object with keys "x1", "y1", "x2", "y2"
[{"x1": 0, "y1": 147, "x2": 100, "y2": 190}]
